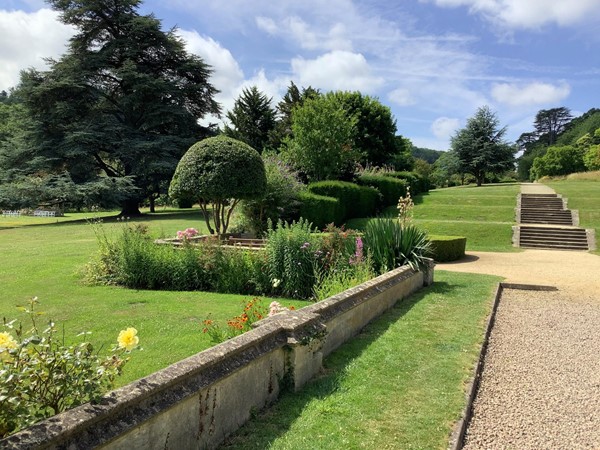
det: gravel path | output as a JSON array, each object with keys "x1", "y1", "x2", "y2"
[
  {"x1": 440, "y1": 183, "x2": 600, "y2": 449},
  {"x1": 462, "y1": 288, "x2": 600, "y2": 449}
]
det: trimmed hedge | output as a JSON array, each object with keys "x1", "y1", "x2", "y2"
[
  {"x1": 298, "y1": 191, "x2": 341, "y2": 230},
  {"x1": 428, "y1": 235, "x2": 466, "y2": 262},
  {"x1": 388, "y1": 171, "x2": 430, "y2": 194},
  {"x1": 307, "y1": 181, "x2": 380, "y2": 221},
  {"x1": 357, "y1": 174, "x2": 408, "y2": 206}
]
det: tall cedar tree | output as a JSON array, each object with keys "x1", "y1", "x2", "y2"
[
  {"x1": 451, "y1": 106, "x2": 515, "y2": 186},
  {"x1": 224, "y1": 86, "x2": 276, "y2": 153},
  {"x1": 18, "y1": 0, "x2": 220, "y2": 215},
  {"x1": 533, "y1": 107, "x2": 573, "y2": 146}
]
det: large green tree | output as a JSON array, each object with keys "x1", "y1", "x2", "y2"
[
  {"x1": 224, "y1": 86, "x2": 276, "y2": 153},
  {"x1": 283, "y1": 93, "x2": 359, "y2": 181},
  {"x1": 451, "y1": 106, "x2": 515, "y2": 186},
  {"x1": 269, "y1": 81, "x2": 319, "y2": 150},
  {"x1": 15, "y1": 0, "x2": 220, "y2": 215},
  {"x1": 534, "y1": 107, "x2": 573, "y2": 146},
  {"x1": 330, "y1": 91, "x2": 398, "y2": 167}
]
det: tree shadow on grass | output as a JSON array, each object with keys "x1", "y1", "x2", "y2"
[
  {"x1": 220, "y1": 280, "x2": 460, "y2": 449},
  {"x1": 0, "y1": 208, "x2": 211, "y2": 231}
]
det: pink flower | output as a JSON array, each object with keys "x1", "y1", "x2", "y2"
[{"x1": 176, "y1": 228, "x2": 199, "y2": 240}]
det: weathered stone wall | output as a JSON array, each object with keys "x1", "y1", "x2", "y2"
[{"x1": 1, "y1": 261, "x2": 434, "y2": 450}]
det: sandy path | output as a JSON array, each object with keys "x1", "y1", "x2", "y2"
[
  {"x1": 436, "y1": 249, "x2": 600, "y2": 294},
  {"x1": 441, "y1": 183, "x2": 600, "y2": 449}
]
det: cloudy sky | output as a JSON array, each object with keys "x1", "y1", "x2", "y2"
[{"x1": 2, "y1": 0, "x2": 600, "y2": 150}]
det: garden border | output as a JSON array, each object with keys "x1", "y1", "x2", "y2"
[{"x1": 1, "y1": 261, "x2": 434, "y2": 450}]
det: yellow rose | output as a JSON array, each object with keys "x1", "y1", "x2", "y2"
[
  {"x1": 117, "y1": 327, "x2": 139, "y2": 351},
  {"x1": 0, "y1": 331, "x2": 17, "y2": 352}
]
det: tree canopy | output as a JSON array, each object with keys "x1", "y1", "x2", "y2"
[
  {"x1": 224, "y1": 86, "x2": 276, "y2": 153},
  {"x1": 534, "y1": 107, "x2": 573, "y2": 146},
  {"x1": 169, "y1": 136, "x2": 266, "y2": 236},
  {"x1": 283, "y1": 93, "x2": 358, "y2": 181},
  {"x1": 329, "y1": 91, "x2": 398, "y2": 167},
  {"x1": 10, "y1": 0, "x2": 220, "y2": 215},
  {"x1": 450, "y1": 106, "x2": 515, "y2": 186}
]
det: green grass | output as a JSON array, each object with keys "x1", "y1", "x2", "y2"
[
  {"x1": 0, "y1": 210, "x2": 117, "y2": 230},
  {"x1": 543, "y1": 177, "x2": 600, "y2": 255},
  {"x1": 0, "y1": 209, "x2": 304, "y2": 385},
  {"x1": 347, "y1": 184, "x2": 521, "y2": 252},
  {"x1": 222, "y1": 271, "x2": 501, "y2": 450}
]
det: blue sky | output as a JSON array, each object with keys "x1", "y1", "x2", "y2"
[{"x1": 1, "y1": 0, "x2": 600, "y2": 150}]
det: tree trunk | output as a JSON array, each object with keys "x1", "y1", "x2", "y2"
[
  {"x1": 476, "y1": 172, "x2": 484, "y2": 187},
  {"x1": 149, "y1": 195, "x2": 156, "y2": 213},
  {"x1": 120, "y1": 198, "x2": 142, "y2": 217}
]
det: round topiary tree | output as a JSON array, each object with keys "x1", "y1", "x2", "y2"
[{"x1": 169, "y1": 136, "x2": 266, "y2": 236}]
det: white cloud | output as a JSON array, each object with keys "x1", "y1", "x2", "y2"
[
  {"x1": 431, "y1": 117, "x2": 460, "y2": 139},
  {"x1": 291, "y1": 50, "x2": 383, "y2": 92},
  {"x1": 177, "y1": 29, "x2": 244, "y2": 103},
  {"x1": 491, "y1": 81, "x2": 571, "y2": 106},
  {"x1": 422, "y1": 0, "x2": 600, "y2": 29},
  {"x1": 255, "y1": 15, "x2": 352, "y2": 51},
  {"x1": 0, "y1": 8, "x2": 74, "y2": 91},
  {"x1": 255, "y1": 16, "x2": 278, "y2": 35},
  {"x1": 411, "y1": 136, "x2": 451, "y2": 151},
  {"x1": 388, "y1": 88, "x2": 416, "y2": 106}
]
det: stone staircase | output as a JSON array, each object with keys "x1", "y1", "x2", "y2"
[
  {"x1": 516, "y1": 193, "x2": 591, "y2": 251},
  {"x1": 519, "y1": 194, "x2": 573, "y2": 225}
]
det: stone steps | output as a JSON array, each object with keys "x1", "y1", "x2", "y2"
[{"x1": 516, "y1": 193, "x2": 590, "y2": 250}]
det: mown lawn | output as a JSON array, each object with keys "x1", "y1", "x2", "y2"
[
  {"x1": 347, "y1": 183, "x2": 521, "y2": 252},
  {"x1": 222, "y1": 271, "x2": 501, "y2": 450},
  {"x1": 0, "y1": 209, "x2": 303, "y2": 385},
  {"x1": 543, "y1": 178, "x2": 600, "y2": 255}
]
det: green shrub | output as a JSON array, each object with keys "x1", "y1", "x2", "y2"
[
  {"x1": 428, "y1": 235, "x2": 466, "y2": 262},
  {"x1": 363, "y1": 219, "x2": 431, "y2": 272},
  {"x1": 85, "y1": 221, "x2": 272, "y2": 295},
  {"x1": 264, "y1": 219, "x2": 320, "y2": 299},
  {"x1": 530, "y1": 145, "x2": 586, "y2": 179},
  {"x1": 387, "y1": 171, "x2": 430, "y2": 194},
  {"x1": 1, "y1": 298, "x2": 138, "y2": 438},
  {"x1": 307, "y1": 181, "x2": 380, "y2": 221},
  {"x1": 356, "y1": 185, "x2": 381, "y2": 218},
  {"x1": 584, "y1": 145, "x2": 600, "y2": 171},
  {"x1": 313, "y1": 256, "x2": 375, "y2": 301},
  {"x1": 169, "y1": 136, "x2": 267, "y2": 236},
  {"x1": 240, "y1": 153, "x2": 303, "y2": 236},
  {"x1": 298, "y1": 191, "x2": 341, "y2": 230},
  {"x1": 357, "y1": 174, "x2": 408, "y2": 206}
]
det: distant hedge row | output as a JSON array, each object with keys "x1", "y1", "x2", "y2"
[{"x1": 297, "y1": 171, "x2": 426, "y2": 229}]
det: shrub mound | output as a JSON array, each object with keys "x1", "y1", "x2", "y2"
[
  {"x1": 357, "y1": 175, "x2": 408, "y2": 206},
  {"x1": 428, "y1": 235, "x2": 466, "y2": 262},
  {"x1": 298, "y1": 191, "x2": 341, "y2": 230},
  {"x1": 306, "y1": 181, "x2": 380, "y2": 222},
  {"x1": 387, "y1": 171, "x2": 430, "y2": 194}
]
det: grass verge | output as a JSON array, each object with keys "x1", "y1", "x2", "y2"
[
  {"x1": 0, "y1": 209, "x2": 304, "y2": 385},
  {"x1": 222, "y1": 270, "x2": 501, "y2": 450},
  {"x1": 543, "y1": 177, "x2": 600, "y2": 255},
  {"x1": 347, "y1": 184, "x2": 520, "y2": 252}
]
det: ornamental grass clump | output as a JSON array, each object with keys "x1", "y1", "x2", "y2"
[
  {"x1": 363, "y1": 190, "x2": 430, "y2": 273},
  {"x1": 0, "y1": 297, "x2": 139, "y2": 438}
]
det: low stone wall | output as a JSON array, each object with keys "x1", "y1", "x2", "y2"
[{"x1": 2, "y1": 262, "x2": 434, "y2": 450}]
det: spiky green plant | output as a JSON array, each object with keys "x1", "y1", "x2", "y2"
[{"x1": 363, "y1": 219, "x2": 431, "y2": 273}]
